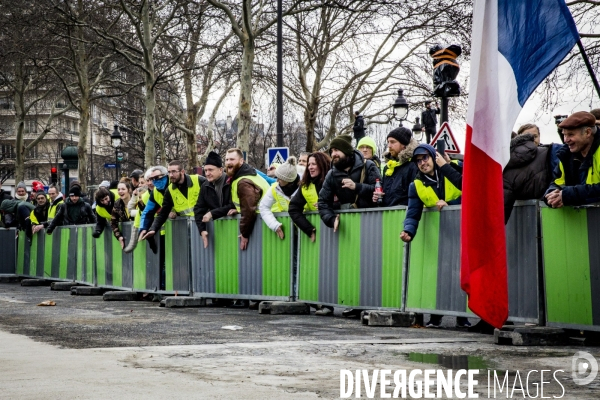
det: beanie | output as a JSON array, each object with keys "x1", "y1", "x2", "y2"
[
  {"x1": 275, "y1": 156, "x2": 298, "y2": 183},
  {"x1": 387, "y1": 127, "x2": 412, "y2": 146},
  {"x1": 204, "y1": 151, "x2": 223, "y2": 168},
  {"x1": 16, "y1": 181, "x2": 27, "y2": 190},
  {"x1": 356, "y1": 137, "x2": 377, "y2": 154},
  {"x1": 99, "y1": 180, "x2": 110, "y2": 188},
  {"x1": 328, "y1": 134, "x2": 354, "y2": 157},
  {"x1": 69, "y1": 186, "x2": 82, "y2": 197}
]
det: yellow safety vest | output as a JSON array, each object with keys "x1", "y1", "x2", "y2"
[
  {"x1": 30, "y1": 209, "x2": 40, "y2": 225},
  {"x1": 554, "y1": 149, "x2": 600, "y2": 186},
  {"x1": 231, "y1": 174, "x2": 270, "y2": 212},
  {"x1": 270, "y1": 183, "x2": 291, "y2": 212},
  {"x1": 301, "y1": 183, "x2": 318, "y2": 212},
  {"x1": 48, "y1": 199, "x2": 63, "y2": 220},
  {"x1": 168, "y1": 175, "x2": 201, "y2": 216},
  {"x1": 414, "y1": 177, "x2": 461, "y2": 208},
  {"x1": 96, "y1": 189, "x2": 119, "y2": 221}
]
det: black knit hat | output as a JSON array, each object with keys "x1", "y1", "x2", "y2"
[
  {"x1": 328, "y1": 134, "x2": 354, "y2": 157},
  {"x1": 204, "y1": 151, "x2": 223, "y2": 168},
  {"x1": 387, "y1": 127, "x2": 412, "y2": 146},
  {"x1": 69, "y1": 186, "x2": 82, "y2": 197}
]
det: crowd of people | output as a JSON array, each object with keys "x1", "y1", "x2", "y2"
[{"x1": 2, "y1": 106, "x2": 600, "y2": 326}]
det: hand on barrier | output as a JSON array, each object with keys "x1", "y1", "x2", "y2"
[
  {"x1": 436, "y1": 200, "x2": 448, "y2": 211},
  {"x1": 545, "y1": 189, "x2": 563, "y2": 208},
  {"x1": 400, "y1": 231, "x2": 412, "y2": 243},
  {"x1": 313, "y1": 202, "x2": 318, "y2": 210},
  {"x1": 341, "y1": 178, "x2": 356, "y2": 191},
  {"x1": 202, "y1": 212, "x2": 213, "y2": 223},
  {"x1": 333, "y1": 215, "x2": 340, "y2": 233},
  {"x1": 201, "y1": 231, "x2": 209, "y2": 248},
  {"x1": 140, "y1": 230, "x2": 156, "y2": 241},
  {"x1": 275, "y1": 226, "x2": 284, "y2": 240},
  {"x1": 119, "y1": 236, "x2": 125, "y2": 250},
  {"x1": 227, "y1": 209, "x2": 238, "y2": 216},
  {"x1": 124, "y1": 227, "x2": 139, "y2": 253},
  {"x1": 92, "y1": 230, "x2": 102, "y2": 239},
  {"x1": 310, "y1": 230, "x2": 316, "y2": 243},
  {"x1": 32, "y1": 225, "x2": 43, "y2": 234},
  {"x1": 46, "y1": 228, "x2": 53, "y2": 235},
  {"x1": 239, "y1": 235, "x2": 249, "y2": 251},
  {"x1": 168, "y1": 211, "x2": 177, "y2": 220},
  {"x1": 138, "y1": 230, "x2": 147, "y2": 241}
]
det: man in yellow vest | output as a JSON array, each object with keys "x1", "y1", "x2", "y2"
[
  {"x1": 545, "y1": 111, "x2": 600, "y2": 208},
  {"x1": 92, "y1": 187, "x2": 118, "y2": 238},
  {"x1": 46, "y1": 185, "x2": 64, "y2": 221},
  {"x1": 225, "y1": 148, "x2": 270, "y2": 250},
  {"x1": 29, "y1": 191, "x2": 50, "y2": 236},
  {"x1": 140, "y1": 160, "x2": 205, "y2": 241}
]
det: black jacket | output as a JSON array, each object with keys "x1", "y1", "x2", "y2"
[
  {"x1": 289, "y1": 181, "x2": 324, "y2": 237},
  {"x1": 545, "y1": 132, "x2": 600, "y2": 206},
  {"x1": 150, "y1": 174, "x2": 207, "y2": 232},
  {"x1": 193, "y1": 174, "x2": 234, "y2": 234},
  {"x1": 421, "y1": 107, "x2": 440, "y2": 128},
  {"x1": 503, "y1": 134, "x2": 551, "y2": 222},
  {"x1": 94, "y1": 190, "x2": 116, "y2": 235},
  {"x1": 47, "y1": 198, "x2": 96, "y2": 233},
  {"x1": 318, "y1": 150, "x2": 380, "y2": 228},
  {"x1": 353, "y1": 115, "x2": 365, "y2": 140},
  {"x1": 380, "y1": 139, "x2": 419, "y2": 207}
]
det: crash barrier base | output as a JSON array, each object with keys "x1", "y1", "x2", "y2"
[
  {"x1": 405, "y1": 201, "x2": 542, "y2": 324},
  {"x1": 296, "y1": 207, "x2": 406, "y2": 311},
  {"x1": 190, "y1": 214, "x2": 293, "y2": 302},
  {"x1": 0, "y1": 228, "x2": 17, "y2": 276},
  {"x1": 541, "y1": 205, "x2": 600, "y2": 332}
]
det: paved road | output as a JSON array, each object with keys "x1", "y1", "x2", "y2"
[{"x1": 1, "y1": 282, "x2": 598, "y2": 399}]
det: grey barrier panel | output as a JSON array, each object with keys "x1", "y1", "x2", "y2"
[
  {"x1": 34, "y1": 231, "x2": 46, "y2": 278},
  {"x1": 23, "y1": 232, "x2": 31, "y2": 276},
  {"x1": 121, "y1": 223, "x2": 134, "y2": 289},
  {"x1": 436, "y1": 207, "x2": 466, "y2": 314},
  {"x1": 238, "y1": 217, "x2": 263, "y2": 295},
  {"x1": 146, "y1": 238, "x2": 161, "y2": 291},
  {"x1": 587, "y1": 208, "x2": 600, "y2": 326},
  {"x1": 190, "y1": 220, "x2": 216, "y2": 294},
  {"x1": 67, "y1": 226, "x2": 78, "y2": 281},
  {"x1": 359, "y1": 211, "x2": 383, "y2": 307},
  {"x1": 168, "y1": 218, "x2": 191, "y2": 293},
  {"x1": 0, "y1": 228, "x2": 16, "y2": 275},
  {"x1": 505, "y1": 200, "x2": 541, "y2": 323},
  {"x1": 51, "y1": 228, "x2": 62, "y2": 279},
  {"x1": 103, "y1": 225, "x2": 114, "y2": 286},
  {"x1": 318, "y1": 217, "x2": 339, "y2": 305}
]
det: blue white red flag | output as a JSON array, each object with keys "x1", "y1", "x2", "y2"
[{"x1": 461, "y1": 0, "x2": 579, "y2": 328}]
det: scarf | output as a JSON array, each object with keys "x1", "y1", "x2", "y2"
[
  {"x1": 15, "y1": 193, "x2": 28, "y2": 201},
  {"x1": 385, "y1": 159, "x2": 402, "y2": 176}
]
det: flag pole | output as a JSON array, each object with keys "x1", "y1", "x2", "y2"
[{"x1": 576, "y1": 39, "x2": 600, "y2": 100}]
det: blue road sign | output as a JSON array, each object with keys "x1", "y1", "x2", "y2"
[
  {"x1": 267, "y1": 147, "x2": 289, "y2": 166},
  {"x1": 104, "y1": 163, "x2": 120, "y2": 169}
]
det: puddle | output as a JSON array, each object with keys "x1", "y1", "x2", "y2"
[{"x1": 407, "y1": 352, "x2": 495, "y2": 371}]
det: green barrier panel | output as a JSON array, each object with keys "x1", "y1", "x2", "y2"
[
  {"x1": 190, "y1": 214, "x2": 293, "y2": 301},
  {"x1": 131, "y1": 230, "x2": 161, "y2": 292},
  {"x1": 75, "y1": 225, "x2": 95, "y2": 285},
  {"x1": 94, "y1": 225, "x2": 134, "y2": 290},
  {"x1": 541, "y1": 206, "x2": 599, "y2": 331},
  {"x1": 16, "y1": 230, "x2": 29, "y2": 276},
  {"x1": 296, "y1": 207, "x2": 406, "y2": 309}
]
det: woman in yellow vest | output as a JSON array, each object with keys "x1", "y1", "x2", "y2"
[
  {"x1": 258, "y1": 156, "x2": 300, "y2": 239},
  {"x1": 124, "y1": 173, "x2": 148, "y2": 253},
  {"x1": 110, "y1": 178, "x2": 135, "y2": 249},
  {"x1": 288, "y1": 152, "x2": 331, "y2": 242}
]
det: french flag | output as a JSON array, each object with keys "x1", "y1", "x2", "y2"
[{"x1": 461, "y1": 0, "x2": 579, "y2": 329}]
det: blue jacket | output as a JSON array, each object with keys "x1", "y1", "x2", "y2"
[{"x1": 256, "y1": 169, "x2": 276, "y2": 185}]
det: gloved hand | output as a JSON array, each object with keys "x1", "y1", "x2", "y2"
[
  {"x1": 124, "y1": 227, "x2": 139, "y2": 253},
  {"x1": 92, "y1": 230, "x2": 102, "y2": 239},
  {"x1": 46, "y1": 227, "x2": 53, "y2": 235}
]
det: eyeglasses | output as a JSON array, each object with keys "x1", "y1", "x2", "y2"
[
  {"x1": 168, "y1": 170, "x2": 180, "y2": 175},
  {"x1": 416, "y1": 155, "x2": 430, "y2": 165},
  {"x1": 148, "y1": 174, "x2": 164, "y2": 182}
]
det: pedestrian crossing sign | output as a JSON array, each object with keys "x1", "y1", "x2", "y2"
[
  {"x1": 430, "y1": 122, "x2": 461, "y2": 154},
  {"x1": 267, "y1": 147, "x2": 289, "y2": 166}
]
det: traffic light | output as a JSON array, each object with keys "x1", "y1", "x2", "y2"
[{"x1": 51, "y1": 167, "x2": 58, "y2": 184}]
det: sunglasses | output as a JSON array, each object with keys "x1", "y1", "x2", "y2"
[
  {"x1": 416, "y1": 155, "x2": 430, "y2": 165},
  {"x1": 148, "y1": 174, "x2": 165, "y2": 182}
]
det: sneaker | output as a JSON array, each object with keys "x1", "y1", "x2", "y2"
[
  {"x1": 426, "y1": 315, "x2": 443, "y2": 328},
  {"x1": 426, "y1": 321, "x2": 441, "y2": 328},
  {"x1": 456, "y1": 317, "x2": 472, "y2": 328},
  {"x1": 315, "y1": 307, "x2": 333, "y2": 316}
]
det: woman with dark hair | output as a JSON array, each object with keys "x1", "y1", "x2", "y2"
[
  {"x1": 110, "y1": 178, "x2": 134, "y2": 249},
  {"x1": 288, "y1": 151, "x2": 331, "y2": 241},
  {"x1": 93, "y1": 186, "x2": 117, "y2": 238}
]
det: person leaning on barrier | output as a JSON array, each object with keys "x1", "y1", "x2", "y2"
[
  {"x1": 373, "y1": 127, "x2": 418, "y2": 207},
  {"x1": 545, "y1": 111, "x2": 600, "y2": 208},
  {"x1": 46, "y1": 185, "x2": 64, "y2": 223},
  {"x1": 193, "y1": 151, "x2": 235, "y2": 248},
  {"x1": 138, "y1": 166, "x2": 169, "y2": 252},
  {"x1": 110, "y1": 178, "x2": 135, "y2": 250},
  {"x1": 259, "y1": 156, "x2": 300, "y2": 239},
  {"x1": 289, "y1": 151, "x2": 331, "y2": 242},
  {"x1": 29, "y1": 191, "x2": 50, "y2": 236},
  {"x1": 225, "y1": 148, "x2": 270, "y2": 251},
  {"x1": 124, "y1": 169, "x2": 151, "y2": 253},
  {"x1": 318, "y1": 134, "x2": 380, "y2": 232},
  {"x1": 46, "y1": 184, "x2": 96, "y2": 234},
  {"x1": 92, "y1": 187, "x2": 118, "y2": 238},
  {"x1": 140, "y1": 160, "x2": 206, "y2": 242}
]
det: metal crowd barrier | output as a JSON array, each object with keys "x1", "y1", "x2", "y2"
[
  {"x1": 190, "y1": 214, "x2": 294, "y2": 301},
  {"x1": 164, "y1": 218, "x2": 191, "y2": 294},
  {"x1": 95, "y1": 225, "x2": 132, "y2": 290},
  {"x1": 296, "y1": 207, "x2": 407, "y2": 310},
  {"x1": 541, "y1": 204, "x2": 600, "y2": 332},
  {"x1": 0, "y1": 228, "x2": 17, "y2": 276},
  {"x1": 405, "y1": 201, "x2": 542, "y2": 323},
  {"x1": 129, "y1": 222, "x2": 162, "y2": 293}
]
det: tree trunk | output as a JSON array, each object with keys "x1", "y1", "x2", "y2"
[
  {"x1": 236, "y1": 39, "x2": 254, "y2": 153},
  {"x1": 78, "y1": 96, "x2": 90, "y2": 191},
  {"x1": 13, "y1": 64, "x2": 26, "y2": 184},
  {"x1": 183, "y1": 69, "x2": 198, "y2": 169},
  {"x1": 142, "y1": 2, "x2": 156, "y2": 167}
]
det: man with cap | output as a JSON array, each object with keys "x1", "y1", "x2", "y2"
[
  {"x1": 193, "y1": 151, "x2": 235, "y2": 248},
  {"x1": 225, "y1": 147, "x2": 270, "y2": 250},
  {"x1": 318, "y1": 134, "x2": 380, "y2": 232},
  {"x1": 129, "y1": 169, "x2": 145, "y2": 190},
  {"x1": 46, "y1": 183, "x2": 95, "y2": 233},
  {"x1": 545, "y1": 111, "x2": 600, "y2": 207},
  {"x1": 259, "y1": 156, "x2": 300, "y2": 239},
  {"x1": 373, "y1": 127, "x2": 419, "y2": 207}
]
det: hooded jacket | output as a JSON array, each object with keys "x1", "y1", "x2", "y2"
[
  {"x1": 318, "y1": 150, "x2": 381, "y2": 228},
  {"x1": 503, "y1": 133, "x2": 550, "y2": 222},
  {"x1": 94, "y1": 190, "x2": 116, "y2": 236},
  {"x1": 193, "y1": 173, "x2": 234, "y2": 234},
  {"x1": 380, "y1": 139, "x2": 419, "y2": 207},
  {"x1": 47, "y1": 197, "x2": 96, "y2": 233},
  {"x1": 230, "y1": 163, "x2": 269, "y2": 238},
  {"x1": 402, "y1": 144, "x2": 462, "y2": 239}
]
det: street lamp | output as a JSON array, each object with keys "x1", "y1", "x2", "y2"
[
  {"x1": 110, "y1": 124, "x2": 122, "y2": 181},
  {"x1": 412, "y1": 117, "x2": 424, "y2": 142},
  {"x1": 391, "y1": 88, "x2": 409, "y2": 126}
]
